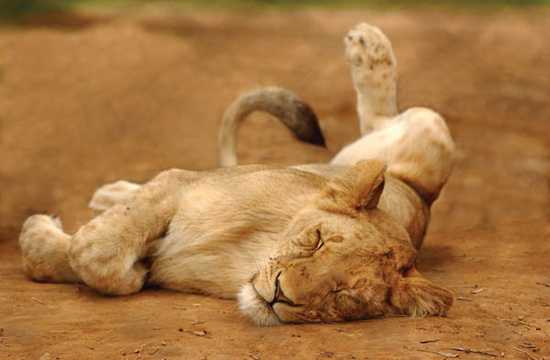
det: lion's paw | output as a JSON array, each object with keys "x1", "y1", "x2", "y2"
[
  {"x1": 89, "y1": 180, "x2": 140, "y2": 211},
  {"x1": 19, "y1": 215, "x2": 77, "y2": 282},
  {"x1": 344, "y1": 23, "x2": 395, "y2": 71}
]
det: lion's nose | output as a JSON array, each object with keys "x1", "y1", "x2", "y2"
[{"x1": 271, "y1": 272, "x2": 298, "y2": 306}]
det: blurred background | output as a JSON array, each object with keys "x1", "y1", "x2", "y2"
[{"x1": 1, "y1": 1, "x2": 549, "y2": 359}]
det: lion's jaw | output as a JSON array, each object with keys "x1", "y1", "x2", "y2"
[{"x1": 238, "y1": 282, "x2": 282, "y2": 326}]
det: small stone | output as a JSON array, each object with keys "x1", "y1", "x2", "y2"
[{"x1": 471, "y1": 288, "x2": 485, "y2": 294}]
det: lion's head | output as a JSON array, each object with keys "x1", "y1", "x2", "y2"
[{"x1": 238, "y1": 160, "x2": 453, "y2": 325}]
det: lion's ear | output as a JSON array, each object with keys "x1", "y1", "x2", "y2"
[{"x1": 317, "y1": 160, "x2": 386, "y2": 215}]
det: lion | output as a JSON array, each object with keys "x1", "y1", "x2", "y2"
[{"x1": 19, "y1": 23, "x2": 455, "y2": 326}]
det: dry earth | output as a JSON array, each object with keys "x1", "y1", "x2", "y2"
[{"x1": 0, "y1": 6, "x2": 549, "y2": 360}]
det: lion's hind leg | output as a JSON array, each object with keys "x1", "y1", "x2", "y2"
[
  {"x1": 19, "y1": 215, "x2": 79, "y2": 283},
  {"x1": 332, "y1": 108, "x2": 454, "y2": 203}
]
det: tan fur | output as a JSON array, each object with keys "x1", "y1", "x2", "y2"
[
  {"x1": 19, "y1": 23, "x2": 454, "y2": 326},
  {"x1": 89, "y1": 180, "x2": 141, "y2": 212},
  {"x1": 333, "y1": 23, "x2": 455, "y2": 203},
  {"x1": 242, "y1": 163, "x2": 450, "y2": 324},
  {"x1": 19, "y1": 160, "x2": 451, "y2": 325},
  {"x1": 344, "y1": 23, "x2": 399, "y2": 134}
]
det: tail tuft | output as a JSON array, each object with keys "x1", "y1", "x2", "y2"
[
  {"x1": 218, "y1": 86, "x2": 326, "y2": 167},
  {"x1": 291, "y1": 100, "x2": 326, "y2": 147}
]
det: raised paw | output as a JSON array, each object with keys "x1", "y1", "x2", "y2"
[
  {"x1": 89, "y1": 180, "x2": 141, "y2": 212},
  {"x1": 344, "y1": 23, "x2": 395, "y2": 70}
]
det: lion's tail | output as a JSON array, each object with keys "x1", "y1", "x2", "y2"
[{"x1": 218, "y1": 87, "x2": 326, "y2": 167}]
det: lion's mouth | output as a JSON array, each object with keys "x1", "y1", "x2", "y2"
[
  {"x1": 242, "y1": 270, "x2": 308, "y2": 325},
  {"x1": 269, "y1": 272, "x2": 301, "y2": 308},
  {"x1": 247, "y1": 271, "x2": 303, "y2": 322}
]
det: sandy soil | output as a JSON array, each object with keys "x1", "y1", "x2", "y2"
[{"x1": 0, "y1": 6, "x2": 549, "y2": 360}]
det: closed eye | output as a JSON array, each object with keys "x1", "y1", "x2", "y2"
[
  {"x1": 398, "y1": 263, "x2": 414, "y2": 275},
  {"x1": 293, "y1": 227, "x2": 324, "y2": 255},
  {"x1": 314, "y1": 229, "x2": 324, "y2": 251}
]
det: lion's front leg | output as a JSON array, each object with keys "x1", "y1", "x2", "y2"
[
  {"x1": 20, "y1": 169, "x2": 201, "y2": 296},
  {"x1": 19, "y1": 215, "x2": 79, "y2": 283},
  {"x1": 89, "y1": 180, "x2": 141, "y2": 212},
  {"x1": 70, "y1": 169, "x2": 198, "y2": 295}
]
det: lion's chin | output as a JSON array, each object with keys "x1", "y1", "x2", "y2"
[{"x1": 237, "y1": 283, "x2": 282, "y2": 326}]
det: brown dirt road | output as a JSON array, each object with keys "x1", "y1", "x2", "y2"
[{"x1": 0, "y1": 6, "x2": 549, "y2": 359}]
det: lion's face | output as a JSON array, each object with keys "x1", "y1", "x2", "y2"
[{"x1": 238, "y1": 160, "x2": 453, "y2": 325}]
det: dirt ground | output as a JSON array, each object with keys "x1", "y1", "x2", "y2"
[{"x1": 0, "y1": 6, "x2": 549, "y2": 360}]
